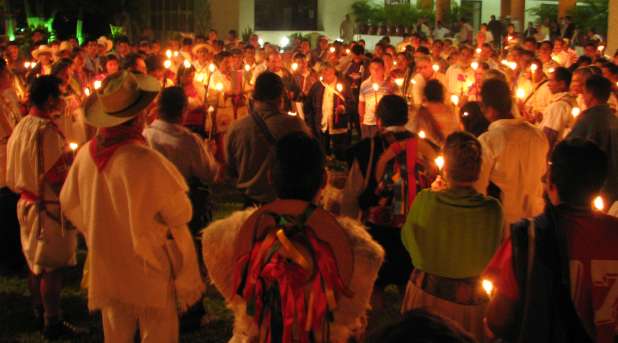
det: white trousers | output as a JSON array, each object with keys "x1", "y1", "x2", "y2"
[{"x1": 102, "y1": 300, "x2": 178, "y2": 343}]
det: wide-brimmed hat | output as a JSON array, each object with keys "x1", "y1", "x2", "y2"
[
  {"x1": 84, "y1": 71, "x2": 160, "y2": 128},
  {"x1": 31, "y1": 45, "x2": 54, "y2": 60},
  {"x1": 56, "y1": 41, "x2": 73, "y2": 56},
  {"x1": 191, "y1": 43, "x2": 214, "y2": 55},
  {"x1": 97, "y1": 36, "x2": 114, "y2": 53},
  {"x1": 235, "y1": 199, "x2": 355, "y2": 286}
]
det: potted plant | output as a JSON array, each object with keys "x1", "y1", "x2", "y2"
[{"x1": 351, "y1": 0, "x2": 373, "y2": 34}]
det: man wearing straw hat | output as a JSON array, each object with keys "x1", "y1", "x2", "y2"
[{"x1": 59, "y1": 71, "x2": 204, "y2": 342}]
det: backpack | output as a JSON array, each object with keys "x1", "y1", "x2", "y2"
[
  {"x1": 233, "y1": 204, "x2": 353, "y2": 343},
  {"x1": 365, "y1": 132, "x2": 429, "y2": 228}
]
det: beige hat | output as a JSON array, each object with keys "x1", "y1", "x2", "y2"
[
  {"x1": 56, "y1": 41, "x2": 73, "y2": 56},
  {"x1": 191, "y1": 43, "x2": 214, "y2": 56},
  {"x1": 84, "y1": 71, "x2": 160, "y2": 128},
  {"x1": 97, "y1": 36, "x2": 114, "y2": 53},
  {"x1": 31, "y1": 45, "x2": 54, "y2": 60}
]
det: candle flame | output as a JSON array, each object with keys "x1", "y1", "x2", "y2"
[
  {"x1": 93, "y1": 80, "x2": 102, "y2": 90},
  {"x1": 183, "y1": 60, "x2": 191, "y2": 68},
  {"x1": 207, "y1": 106, "x2": 215, "y2": 113},
  {"x1": 164, "y1": 59, "x2": 172, "y2": 69},
  {"x1": 435, "y1": 155, "x2": 445, "y2": 170},
  {"x1": 69, "y1": 142, "x2": 79, "y2": 151},
  {"x1": 209, "y1": 63, "x2": 216, "y2": 73},
  {"x1": 244, "y1": 64, "x2": 251, "y2": 72},
  {"x1": 593, "y1": 196, "x2": 605, "y2": 211},
  {"x1": 173, "y1": 51, "x2": 179, "y2": 57},
  {"x1": 432, "y1": 64, "x2": 440, "y2": 72},
  {"x1": 24, "y1": 61, "x2": 31, "y2": 69},
  {"x1": 291, "y1": 62, "x2": 298, "y2": 71},
  {"x1": 450, "y1": 94, "x2": 460, "y2": 106},
  {"x1": 548, "y1": 67, "x2": 555, "y2": 73},
  {"x1": 418, "y1": 130, "x2": 426, "y2": 139},
  {"x1": 530, "y1": 63, "x2": 538, "y2": 72},
  {"x1": 372, "y1": 83, "x2": 379, "y2": 92},
  {"x1": 571, "y1": 107, "x2": 581, "y2": 118},
  {"x1": 329, "y1": 47, "x2": 336, "y2": 53},
  {"x1": 84, "y1": 87, "x2": 91, "y2": 96},
  {"x1": 463, "y1": 111, "x2": 469, "y2": 117},
  {"x1": 165, "y1": 49, "x2": 172, "y2": 58},
  {"x1": 475, "y1": 48, "x2": 481, "y2": 54},
  {"x1": 482, "y1": 279, "x2": 494, "y2": 296},
  {"x1": 516, "y1": 88, "x2": 526, "y2": 99},
  {"x1": 336, "y1": 83, "x2": 343, "y2": 92},
  {"x1": 287, "y1": 111, "x2": 297, "y2": 116},
  {"x1": 196, "y1": 73, "x2": 205, "y2": 83},
  {"x1": 395, "y1": 78, "x2": 404, "y2": 87},
  {"x1": 598, "y1": 45, "x2": 605, "y2": 52},
  {"x1": 345, "y1": 49, "x2": 351, "y2": 55},
  {"x1": 471, "y1": 61, "x2": 479, "y2": 70},
  {"x1": 215, "y1": 82, "x2": 224, "y2": 92}
]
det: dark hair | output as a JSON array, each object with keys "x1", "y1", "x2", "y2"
[
  {"x1": 158, "y1": 87, "x2": 187, "y2": 123},
  {"x1": 416, "y1": 46, "x2": 430, "y2": 55},
  {"x1": 424, "y1": 79, "x2": 445, "y2": 103},
  {"x1": 272, "y1": 132, "x2": 325, "y2": 201},
  {"x1": 552, "y1": 67, "x2": 572, "y2": 87},
  {"x1": 584, "y1": 74, "x2": 612, "y2": 102},
  {"x1": 122, "y1": 52, "x2": 145, "y2": 71},
  {"x1": 444, "y1": 132, "x2": 483, "y2": 183},
  {"x1": 0, "y1": 57, "x2": 6, "y2": 72},
  {"x1": 369, "y1": 309, "x2": 476, "y2": 343},
  {"x1": 253, "y1": 72, "x2": 284, "y2": 102},
  {"x1": 460, "y1": 101, "x2": 489, "y2": 137},
  {"x1": 29, "y1": 75, "x2": 61, "y2": 109},
  {"x1": 51, "y1": 58, "x2": 73, "y2": 76},
  {"x1": 377, "y1": 95, "x2": 408, "y2": 127},
  {"x1": 550, "y1": 139, "x2": 608, "y2": 206},
  {"x1": 182, "y1": 38, "x2": 193, "y2": 46},
  {"x1": 481, "y1": 78, "x2": 512, "y2": 116},
  {"x1": 145, "y1": 55, "x2": 163, "y2": 73},
  {"x1": 369, "y1": 57, "x2": 384, "y2": 67},
  {"x1": 351, "y1": 44, "x2": 365, "y2": 56}
]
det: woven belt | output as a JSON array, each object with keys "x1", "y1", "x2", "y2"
[{"x1": 410, "y1": 269, "x2": 489, "y2": 306}]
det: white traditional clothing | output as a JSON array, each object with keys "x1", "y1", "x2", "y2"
[
  {"x1": 523, "y1": 80, "x2": 553, "y2": 119},
  {"x1": 0, "y1": 88, "x2": 21, "y2": 188},
  {"x1": 6, "y1": 113, "x2": 76, "y2": 274},
  {"x1": 539, "y1": 92, "x2": 576, "y2": 139},
  {"x1": 475, "y1": 118, "x2": 549, "y2": 230},
  {"x1": 444, "y1": 64, "x2": 475, "y2": 97},
  {"x1": 202, "y1": 208, "x2": 384, "y2": 343},
  {"x1": 59, "y1": 141, "x2": 204, "y2": 342}
]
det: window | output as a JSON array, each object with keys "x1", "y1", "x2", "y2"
[{"x1": 255, "y1": 0, "x2": 318, "y2": 31}]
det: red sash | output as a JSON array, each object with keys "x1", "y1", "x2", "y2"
[{"x1": 89, "y1": 125, "x2": 146, "y2": 171}]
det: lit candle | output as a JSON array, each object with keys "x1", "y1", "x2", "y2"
[
  {"x1": 434, "y1": 155, "x2": 445, "y2": 171},
  {"x1": 410, "y1": 79, "x2": 416, "y2": 85},
  {"x1": 329, "y1": 47, "x2": 336, "y2": 53},
  {"x1": 196, "y1": 73, "x2": 205, "y2": 83},
  {"x1": 372, "y1": 82, "x2": 379, "y2": 104},
  {"x1": 287, "y1": 111, "x2": 297, "y2": 116},
  {"x1": 516, "y1": 88, "x2": 526, "y2": 100},
  {"x1": 482, "y1": 279, "x2": 494, "y2": 297},
  {"x1": 507, "y1": 35, "x2": 513, "y2": 42},
  {"x1": 471, "y1": 61, "x2": 479, "y2": 71},
  {"x1": 173, "y1": 51, "x2": 179, "y2": 57},
  {"x1": 183, "y1": 60, "x2": 191, "y2": 68},
  {"x1": 24, "y1": 61, "x2": 31, "y2": 69},
  {"x1": 395, "y1": 78, "x2": 404, "y2": 87},
  {"x1": 450, "y1": 94, "x2": 460, "y2": 106},
  {"x1": 475, "y1": 47, "x2": 481, "y2": 54},
  {"x1": 598, "y1": 45, "x2": 605, "y2": 52},
  {"x1": 571, "y1": 107, "x2": 581, "y2": 118},
  {"x1": 291, "y1": 62, "x2": 298, "y2": 72},
  {"x1": 83, "y1": 87, "x2": 91, "y2": 96},
  {"x1": 336, "y1": 83, "x2": 343, "y2": 93},
  {"x1": 501, "y1": 59, "x2": 509, "y2": 66},
  {"x1": 93, "y1": 80, "x2": 102, "y2": 90},
  {"x1": 418, "y1": 130, "x2": 426, "y2": 139},
  {"x1": 593, "y1": 195, "x2": 605, "y2": 211},
  {"x1": 345, "y1": 48, "x2": 351, "y2": 55},
  {"x1": 463, "y1": 111, "x2": 469, "y2": 117},
  {"x1": 165, "y1": 49, "x2": 172, "y2": 58},
  {"x1": 209, "y1": 63, "x2": 216, "y2": 73},
  {"x1": 244, "y1": 64, "x2": 251, "y2": 72},
  {"x1": 69, "y1": 142, "x2": 79, "y2": 152},
  {"x1": 530, "y1": 63, "x2": 538, "y2": 72},
  {"x1": 548, "y1": 67, "x2": 555, "y2": 74},
  {"x1": 432, "y1": 64, "x2": 440, "y2": 72},
  {"x1": 215, "y1": 82, "x2": 224, "y2": 92},
  {"x1": 393, "y1": 61, "x2": 398, "y2": 66},
  {"x1": 509, "y1": 62, "x2": 517, "y2": 71},
  {"x1": 164, "y1": 59, "x2": 172, "y2": 69}
]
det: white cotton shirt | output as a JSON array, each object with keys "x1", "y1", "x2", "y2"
[
  {"x1": 525, "y1": 81, "x2": 553, "y2": 117},
  {"x1": 475, "y1": 118, "x2": 549, "y2": 229},
  {"x1": 60, "y1": 142, "x2": 193, "y2": 310},
  {"x1": 539, "y1": 92, "x2": 575, "y2": 138},
  {"x1": 445, "y1": 64, "x2": 474, "y2": 96},
  {"x1": 321, "y1": 82, "x2": 336, "y2": 133},
  {"x1": 359, "y1": 79, "x2": 390, "y2": 126}
]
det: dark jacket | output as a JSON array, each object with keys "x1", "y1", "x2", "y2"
[{"x1": 303, "y1": 81, "x2": 349, "y2": 138}]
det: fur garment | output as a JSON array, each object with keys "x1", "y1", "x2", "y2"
[{"x1": 202, "y1": 208, "x2": 384, "y2": 343}]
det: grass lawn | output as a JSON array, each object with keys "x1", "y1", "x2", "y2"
[{"x1": 0, "y1": 184, "x2": 402, "y2": 342}]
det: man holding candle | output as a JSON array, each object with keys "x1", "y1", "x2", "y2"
[
  {"x1": 475, "y1": 78, "x2": 548, "y2": 232},
  {"x1": 566, "y1": 75, "x2": 618, "y2": 204},
  {"x1": 358, "y1": 58, "x2": 395, "y2": 138},
  {"x1": 484, "y1": 139, "x2": 618, "y2": 343},
  {"x1": 303, "y1": 62, "x2": 349, "y2": 160},
  {"x1": 538, "y1": 67, "x2": 576, "y2": 148}
]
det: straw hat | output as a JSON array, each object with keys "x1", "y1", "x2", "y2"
[
  {"x1": 191, "y1": 43, "x2": 214, "y2": 55},
  {"x1": 31, "y1": 45, "x2": 54, "y2": 60},
  {"x1": 84, "y1": 71, "x2": 160, "y2": 128},
  {"x1": 97, "y1": 36, "x2": 114, "y2": 53},
  {"x1": 56, "y1": 41, "x2": 73, "y2": 56},
  {"x1": 234, "y1": 199, "x2": 355, "y2": 286}
]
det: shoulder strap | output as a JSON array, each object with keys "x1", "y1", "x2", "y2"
[{"x1": 250, "y1": 111, "x2": 277, "y2": 145}]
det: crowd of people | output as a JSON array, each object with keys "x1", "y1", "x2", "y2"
[{"x1": 1, "y1": 13, "x2": 618, "y2": 343}]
